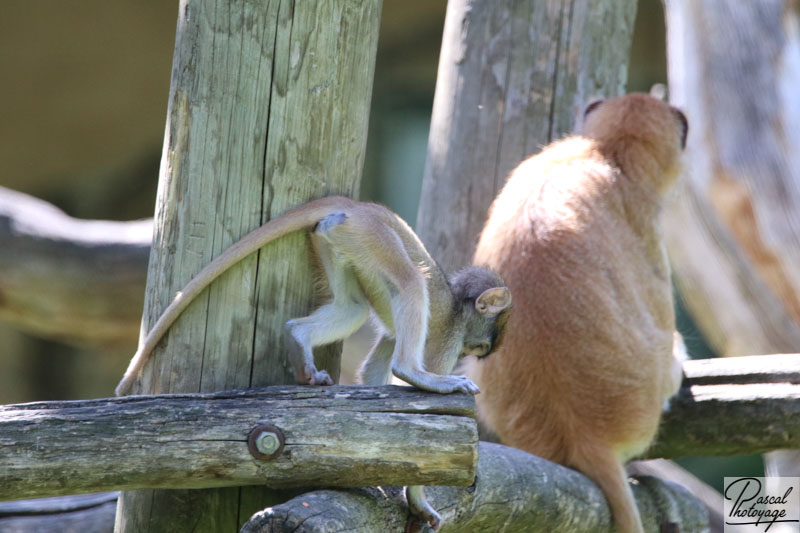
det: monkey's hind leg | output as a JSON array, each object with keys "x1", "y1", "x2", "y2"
[
  {"x1": 358, "y1": 336, "x2": 395, "y2": 385},
  {"x1": 405, "y1": 485, "x2": 441, "y2": 532},
  {"x1": 286, "y1": 228, "x2": 369, "y2": 385}
]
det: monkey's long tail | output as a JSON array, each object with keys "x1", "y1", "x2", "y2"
[
  {"x1": 572, "y1": 447, "x2": 644, "y2": 533},
  {"x1": 115, "y1": 196, "x2": 354, "y2": 397}
]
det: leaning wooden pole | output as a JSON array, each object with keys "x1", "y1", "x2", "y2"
[
  {"x1": 416, "y1": 0, "x2": 639, "y2": 270},
  {"x1": 115, "y1": 1, "x2": 382, "y2": 531}
]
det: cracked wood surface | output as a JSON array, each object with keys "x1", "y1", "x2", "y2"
[{"x1": 0, "y1": 386, "x2": 476, "y2": 501}]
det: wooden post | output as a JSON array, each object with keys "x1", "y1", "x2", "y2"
[
  {"x1": 415, "y1": 0, "x2": 638, "y2": 269},
  {"x1": 115, "y1": 0, "x2": 382, "y2": 531}
]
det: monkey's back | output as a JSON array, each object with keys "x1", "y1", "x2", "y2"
[{"x1": 466, "y1": 137, "x2": 676, "y2": 466}]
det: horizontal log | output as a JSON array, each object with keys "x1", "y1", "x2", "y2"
[
  {"x1": 0, "y1": 386, "x2": 477, "y2": 501},
  {"x1": 0, "y1": 186, "x2": 150, "y2": 348},
  {"x1": 683, "y1": 353, "x2": 800, "y2": 385},
  {"x1": 650, "y1": 353, "x2": 800, "y2": 457},
  {"x1": 241, "y1": 442, "x2": 709, "y2": 533},
  {"x1": 1, "y1": 355, "x2": 797, "y2": 503},
  {"x1": 0, "y1": 492, "x2": 117, "y2": 533}
]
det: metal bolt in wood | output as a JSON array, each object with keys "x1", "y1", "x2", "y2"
[{"x1": 247, "y1": 424, "x2": 285, "y2": 461}]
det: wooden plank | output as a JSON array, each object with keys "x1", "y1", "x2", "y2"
[{"x1": 0, "y1": 386, "x2": 476, "y2": 501}]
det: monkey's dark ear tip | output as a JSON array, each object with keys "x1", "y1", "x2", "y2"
[
  {"x1": 672, "y1": 108, "x2": 688, "y2": 149},
  {"x1": 584, "y1": 99, "x2": 604, "y2": 118}
]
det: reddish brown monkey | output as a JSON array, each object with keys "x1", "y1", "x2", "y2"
[{"x1": 465, "y1": 94, "x2": 688, "y2": 533}]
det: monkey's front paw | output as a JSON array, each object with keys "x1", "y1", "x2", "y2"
[
  {"x1": 454, "y1": 375, "x2": 480, "y2": 395},
  {"x1": 425, "y1": 374, "x2": 480, "y2": 395}
]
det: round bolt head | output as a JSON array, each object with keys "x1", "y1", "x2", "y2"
[
  {"x1": 255, "y1": 432, "x2": 280, "y2": 454},
  {"x1": 248, "y1": 424, "x2": 285, "y2": 461}
]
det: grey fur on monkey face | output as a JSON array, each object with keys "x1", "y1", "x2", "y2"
[{"x1": 449, "y1": 266, "x2": 512, "y2": 358}]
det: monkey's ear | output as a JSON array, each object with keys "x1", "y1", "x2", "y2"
[
  {"x1": 475, "y1": 287, "x2": 512, "y2": 315},
  {"x1": 584, "y1": 99, "x2": 604, "y2": 118},
  {"x1": 672, "y1": 108, "x2": 688, "y2": 149}
]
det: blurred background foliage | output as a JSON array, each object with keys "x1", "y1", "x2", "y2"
[{"x1": 0, "y1": 0, "x2": 761, "y2": 493}]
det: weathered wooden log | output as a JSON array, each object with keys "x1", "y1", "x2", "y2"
[
  {"x1": 0, "y1": 386, "x2": 476, "y2": 501},
  {"x1": 0, "y1": 492, "x2": 117, "y2": 533},
  {"x1": 0, "y1": 186, "x2": 150, "y2": 349},
  {"x1": 1, "y1": 354, "x2": 797, "y2": 503},
  {"x1": 241, "y1": 442, "x2": 710, "y2": 533},
  {"x1": 649, "y1": 354, "x2": 800, "y2": 457}
]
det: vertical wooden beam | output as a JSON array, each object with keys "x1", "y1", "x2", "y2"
[
  {"x1": 115, "y1": 0, "x2": 382, "y2": 531},
  {"x1": 416, "y1": 0, "x2": 638, "y2": 269}
]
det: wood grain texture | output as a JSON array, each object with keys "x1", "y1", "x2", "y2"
[
  {"x1": 1, "y1": 386, "x2": 476, "y2": 501},
  {"x1": 663, "y1": 0, "x2": 800, "y2": 356},
  {"x1": 240, "y1": 442, "x2": 709, "y2": 533},
  {"x1": 118, "y1": 0, "x2": 382, "y2": 531},
  {"x1": 0, "y1": 186, "x2": 150, "y2": 349},
  {"x1": 416, "y1": 0, "x2": 638, "y2": 270}
]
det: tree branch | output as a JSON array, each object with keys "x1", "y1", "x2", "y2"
[
  {"x1": 241, "y1": 442, "x2": 709, "y2": 533},
  {"x1": 0, "y1": 492, "x2": 117, "y2": 533},
  {"x1": 0, "y1": 186, "x2": 151, "y2": 348}
]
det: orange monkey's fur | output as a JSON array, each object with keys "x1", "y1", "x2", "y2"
[{"x1": 465, "y1": 94, "x2": 687, "y2": 533}]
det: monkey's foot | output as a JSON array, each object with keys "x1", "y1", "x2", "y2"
[
  {"x1": 406, "y1": 486, "x2": 441, "y2": 533},
  {"x1": 405, "y1": 515, "x2": 439, "y2": 533},
  {"x1": 303, "y1": 365, "x2": 333, "y2": 386}
]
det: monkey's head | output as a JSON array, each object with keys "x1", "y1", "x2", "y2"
[
  {"x1": 449, "y1": 266, "x2": 512, "y2": 359},
  {"x1": 581, "y1": 93, "x2": 688, "y2": 191}
]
